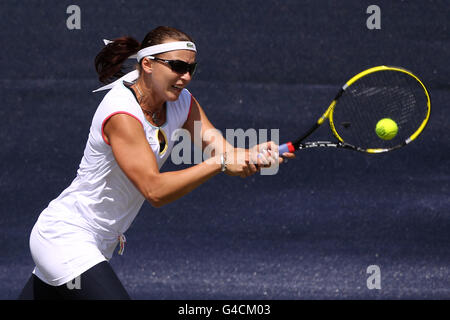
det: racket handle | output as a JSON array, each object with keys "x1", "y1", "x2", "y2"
[
  {"x1": 278, "y1": 142, "x2": 295, "y2": 155},
  {"x1": 256, "y1": 142, "x2": 295, "y2": 166}
]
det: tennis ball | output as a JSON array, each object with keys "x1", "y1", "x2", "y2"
[{"x1": 375, "y1": 118, "x2": 398, "y2": 140}]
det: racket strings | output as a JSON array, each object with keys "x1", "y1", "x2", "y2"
[{"x1": 331, "y1": 70, "x2": 428, "y2": 150}]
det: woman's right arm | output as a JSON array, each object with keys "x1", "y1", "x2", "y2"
[
  {"x1": 103, "y1": 113, "x2": 224, "y2": 207},
  {"x1": 103, "y1": 113, "x2": 244, "y2": 208}
]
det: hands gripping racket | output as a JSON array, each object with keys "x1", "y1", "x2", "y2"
[{"x1": 278, "y1": 65, "x2": 431, "y2": 155}]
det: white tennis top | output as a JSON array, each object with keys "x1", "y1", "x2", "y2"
[{"x1": 30, "y1": 82, "x2": 192, "y2": 285}]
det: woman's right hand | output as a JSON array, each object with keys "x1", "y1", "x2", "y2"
[
  {"x1": 222, "y1": 148, "x2": 277, "y2": 178},
  {"x1": 222, "y1": 148, "x2": 255, "y2": 178}
]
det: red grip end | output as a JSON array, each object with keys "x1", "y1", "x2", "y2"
[{"x1": 287, "y1": 142, "x2": 295, "y2": 152}]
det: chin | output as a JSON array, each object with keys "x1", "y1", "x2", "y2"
[{"x1": 166, "y1": 89, "x2": 182, "y2": 101}]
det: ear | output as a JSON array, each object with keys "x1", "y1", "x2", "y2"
[{"x1": 140, "y1": 57, "x2": 153, "y2": 74}]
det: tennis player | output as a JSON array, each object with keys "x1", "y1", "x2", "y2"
[{"x1": 18, "y1": 26, "x2": 294, "y2": 300}]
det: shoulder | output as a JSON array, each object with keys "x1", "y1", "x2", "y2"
[
  {"x1": 166, "y1": 89, "x2": 193, "y2": 124},
  {"x1": 94, "y1": 82, "x2": 145, "y2": 123},
  {"x1": 173, "y1": 88, "x2": 193, "y2": 108},
  {"x1": 91, "y1": 82, "x2": 145, "y2": 143},
  {"x1": 169, "y1": 88, "x2": 193, "y2": 111},
  {"x1": 100, "y1": 81, "x2": 136, "y2": 106}
]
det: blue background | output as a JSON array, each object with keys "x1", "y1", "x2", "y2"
[{"x1": 0, "y1": 0, "x2": 449, "y2": 299}]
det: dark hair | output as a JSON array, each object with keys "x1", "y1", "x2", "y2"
[{"x1": 95, "y1": 26, "x2": 194, "y2": 84}]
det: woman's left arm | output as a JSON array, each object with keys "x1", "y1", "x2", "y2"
[
  {"x1": 183, "y1": 95, "x2": 232, "y2": 156},
  {"x1": 183, "y1": 96, "x2": 293, "y2": 173}
]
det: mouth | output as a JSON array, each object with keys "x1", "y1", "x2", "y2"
[{"x1": 171, "y1": 84, "x2": 183, "y2": 92}]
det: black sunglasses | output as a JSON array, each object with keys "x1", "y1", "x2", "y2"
[{"x1": 148, "y1": 56, "x2": 197, "y2": 76}]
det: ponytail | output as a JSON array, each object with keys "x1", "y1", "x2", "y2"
[{"x1": 94, "y1": 36, "x2": 140, "y2": 84}]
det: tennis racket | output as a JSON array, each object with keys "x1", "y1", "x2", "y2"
[{"x1": 277, "y1": 65, "x2": 431, "y2": 155}]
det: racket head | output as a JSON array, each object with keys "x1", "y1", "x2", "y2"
[{"x1": 328, "y1": 66, "x2": 431, "y2": 153}]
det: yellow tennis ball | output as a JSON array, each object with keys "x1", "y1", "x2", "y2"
[{"x1": 375, "y1": 118, "x2": 398, "y2": 140}]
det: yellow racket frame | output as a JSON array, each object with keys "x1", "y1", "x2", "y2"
[{"x1": 317, "y1": 66, "x2": 431, "y2": 153}]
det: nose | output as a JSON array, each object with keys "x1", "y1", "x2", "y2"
[{"x1": 180, "y1": 71, "x2": 192, "y2": 81}]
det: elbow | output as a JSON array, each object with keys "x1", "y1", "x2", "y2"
[
  {"x1": 149, "y1": 199, "x2": 165, "y2": 208},
  {"x1": 144, "y1": 188, "x2": 170, "y2": 208},
  {"x1": 141, "y1": 173, "x2": 166, "y2": 208},
  {"x1": 145, "y1": 193, "x2": 165, "y2": 208},
  {"x1": 140, "y1": 173, "x2": 176, "y2": 208}
]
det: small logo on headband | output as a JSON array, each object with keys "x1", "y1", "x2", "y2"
[{"x1": 186, "y1": 42, "x2": 195, "y2": 48}]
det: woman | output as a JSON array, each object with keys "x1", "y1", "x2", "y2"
[{"x1": 18, "y1": 26, "x2": 294, "y2": 300}]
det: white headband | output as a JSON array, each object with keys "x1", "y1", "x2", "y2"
[
  {"x1": 93, "y1": 40, "x2": 197, "y2": 92},
  {"x1": 133, "y1": 41, "x2": 196, "y2": 61}
]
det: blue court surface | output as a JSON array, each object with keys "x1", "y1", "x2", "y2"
[{"x1": 0, "y1": 1, "x2": 449, "y2": 299}]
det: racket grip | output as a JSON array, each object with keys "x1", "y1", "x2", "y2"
[
  {"x1": 278, "y1": 142, "x2": 295, "y2": 155},
  {"x1": 256, "y1": 142, "x2": 295, "y2": 166}
]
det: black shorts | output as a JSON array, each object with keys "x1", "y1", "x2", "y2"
[{"x1": 18, "y1": 261, "x2": 131, "y2": 300}]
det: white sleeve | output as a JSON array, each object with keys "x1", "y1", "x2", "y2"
[
  {"x1": 169, "y1": 88, "x2": 193, "y2": 128},
  {"x1": 91, "y1": 84, "x2": 146, "y2": 147}
]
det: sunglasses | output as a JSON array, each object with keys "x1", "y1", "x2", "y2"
[{"x1": 148, "y1": 56, "x2": 197, "y2": 76}]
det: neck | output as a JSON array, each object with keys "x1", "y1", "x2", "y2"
[{"x1": 135, "y1": 78, "x2": 165, "y2": 112}]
